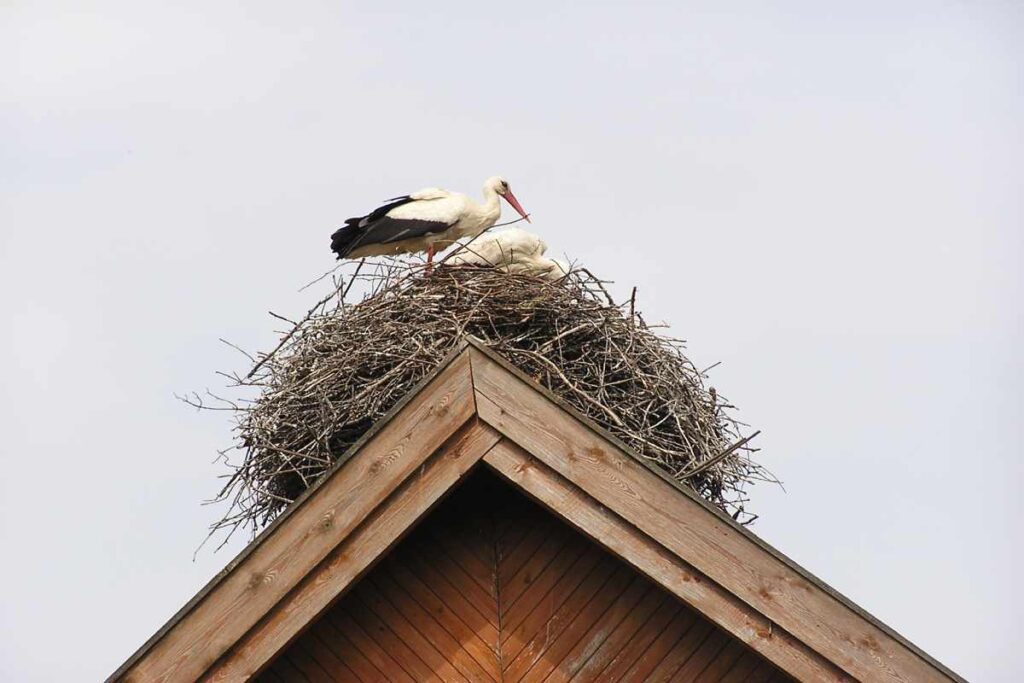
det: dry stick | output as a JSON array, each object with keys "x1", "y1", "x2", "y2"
[
  {"x1": 206, "y1": 263, "x2": 769, "y2": 540},
  {"x1": 299, "y1": 262, "x2": 343, "y2": 292},
  {"x1": 243, "y1": 259, "x2": 365, "y2": 380},
  {"x1": 219, "y1": 338, "x2": 256, "y2": 363},
  {"x1": 513, "y1": 347, "x2": 628, "y2": 428},
  {"x1": 576, "y1": 267, "x2": 617, "y2": 306},
  {"x1": 680, "y1": 430, "x2": 761, "y2": 480},
  {"x1": 268, "y1": 311, "x2": 298, "y2": 326},
  {"x1": 536, "y1": 322, "x2": 596, "y2": 352}
]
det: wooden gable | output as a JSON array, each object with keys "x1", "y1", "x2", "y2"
[
  {"x1": 111, "y1": 341, "x2": 963, "y2": 683},
  {"x1": 259, "y1": 469, "x2": 793, "y2": 682}
]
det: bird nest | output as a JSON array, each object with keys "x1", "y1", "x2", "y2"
[{"x1": 196, "y1": 260, "x2": 774, "y2": 543}]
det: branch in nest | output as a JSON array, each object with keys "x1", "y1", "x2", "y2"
[{"x1": 197, "y1": 258, "x2": 773, "y2": 544}]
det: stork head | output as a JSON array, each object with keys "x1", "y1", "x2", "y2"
[{"x1": 486, "y1": 176, "x2": 531, "y2": 223}]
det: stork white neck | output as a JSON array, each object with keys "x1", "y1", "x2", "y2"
[{"x1": 480, "y1": 182, "x2": 501, "y2": 214}]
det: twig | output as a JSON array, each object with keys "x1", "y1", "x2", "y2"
[
  {"x1": 201, "y1": 259, "x2": 770, "y2": 544},
  {"x1": 680, "y1": 431, "x2": 760, "y2": 479}
]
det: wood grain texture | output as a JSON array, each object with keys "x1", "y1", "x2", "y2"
[
  {"x1": 113, "y1": 344, "x2": 960, "y2": 683},
  {"x1": 207, "y1": 420, "x2": 501, "y2": 680},
  {"x1": 470, "y1": 346, "x2": 956, "y2": 683},
  {"x1": 258, "y1": 469, "x2": 791, "y2": 682},
  {"x1": 483, "y1": 439, "x2": 845, "y2": 681},
  {"x1": 119, "y1": 352, "x2": 476, "y2": 683}
]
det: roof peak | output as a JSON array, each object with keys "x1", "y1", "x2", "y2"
[{"x1": 111, "y1": 345, "x2": 963, "y2": 683}]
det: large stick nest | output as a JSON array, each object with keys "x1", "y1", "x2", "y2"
[{"x1": 200, "y1": 259, "x2": 774, "y2": 541}]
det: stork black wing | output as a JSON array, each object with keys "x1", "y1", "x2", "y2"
[
  {"x1": 363, "y1": 216, "x2": 452, "y2": 243},
  {"x1": 330, "y1": 196, "x2": 414, "y2": 258},
  {"x1": 330, "y1": 195, "x2": 452, "y2": 259},
  {"x1": 357, "y1": 196, "x2": 416, "y2": 228}
]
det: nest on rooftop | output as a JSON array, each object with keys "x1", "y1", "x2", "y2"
[{"x1": 198, "y1": 257, "x2": 774, "y2": 542}]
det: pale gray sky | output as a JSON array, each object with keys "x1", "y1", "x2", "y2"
[{"x1": 2, "y1": 1, "x2": 1021, "y2": 680}]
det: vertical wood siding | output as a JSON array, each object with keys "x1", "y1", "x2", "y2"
[{"x1": 260, "y1": 470, "x2": 792, "y2": 682}]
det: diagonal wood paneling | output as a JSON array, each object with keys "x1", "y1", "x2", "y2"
[
  {"x1": 260, "y1": 468, "x2": 793, "y2": 682},
  {"x1": 116, "y1": 345, "x2": 958, "y2": 683},
  {"x1": 123, "y1": 352, "x2": 478, "y2": 683}
]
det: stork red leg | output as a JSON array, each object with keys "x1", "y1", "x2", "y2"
[{"x1": 426, "y1": 245, "x2": 435, "y2": 272}]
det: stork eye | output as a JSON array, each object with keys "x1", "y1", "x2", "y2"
[{"x1": 502, "y1": 181, "x2": 509, "y2": 191}]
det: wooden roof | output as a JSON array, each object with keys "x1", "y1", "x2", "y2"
[
  {"x1": 111, "y1": 339, "x2": 963, "y2": 682},
  {"x1": 259, "y1": 468, "x2": 793, "y2": 682}
]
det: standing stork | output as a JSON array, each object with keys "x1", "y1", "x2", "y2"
[{"x1": 330, "y1": 176, "x2": 531, "y2": 265}]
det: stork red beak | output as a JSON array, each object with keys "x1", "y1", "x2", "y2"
[{"x1": 502, "y1": 190, "x2": 531, "y2": 223}]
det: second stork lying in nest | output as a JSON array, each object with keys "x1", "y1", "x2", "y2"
[
  {"x1": 450, "y1": 228, "x2": 568, "y2": 282},
  {"x1": 330, "y1": 176, "x2": 531, "y2": 266}
]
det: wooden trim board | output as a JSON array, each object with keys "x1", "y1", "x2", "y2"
[
  {"x1": 110, "y1": 341, "x2": 964, "y2": 683},
  {"x1": 482, "y1": 439, "x2": 849, "y2": 681},
  {"x1": 468, "y1": 344, "x2": 962, "y2": 683},
  {"x1": 206, "y1": 420, "x2": 501, "y2": 681},
  {"x1": 117, "y1": 350, "x2": 477, "y2": 682}
]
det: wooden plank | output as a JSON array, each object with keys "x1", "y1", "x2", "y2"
[
  {"x1": 746, "y1": 658, "x2": 789, "y2": 683},
  {"x1": 356, "y1": 579, "x2": 469, "y2": 682},
  {"x1": 518, "y1": 566, "x2": 638, "y2": 681},
  {"x1": 260, "y1": 652, "x2": 306, "y2": 683},
  {"x1": 122, "y1": 352, "x2": 476, "y2": 683},
  {"x1": 692, "y1": 639, "x2": 752, "y2": 682},
  {"x1": 424, "y1": 489, "x2": 498, "y2": 569},
  {"x1": 497, "y1": 505, "x2": 536, "y2": 562},
  {"x1": 369, "y1": 570, "x2": 496, "y2": 681},
  {"x1": 471, "y1": 348, "x2": 944, "y2": 682},
  {"x1": 587, "y1": 600, "x2": 682, "y2": 682},
  {"x1": 300, "y1": 623, "x2": 369, "y2": 682},
  {"x1": 321, "y1": 608, "x2": 414, "y2": 683},
  {"x1": 206, "y1": 419, "x2": 500, "y2": 680},
  {"x1": 501, "y1": 530, "x2": 581, "y2": 616},
  {"x1": 341, "y1": 589, "x2": 441, "y2": 683},
  {"x1": 541, "y1": 573, "x2": 652, "y2": 682},
  {"x1": 379, "y1": 557, "x2": 501, "y2": 680},
  {"x1": 503, "y1": 558, "x2": 622, "y2": 679},
  {"x1": 769, "y1": 669, "x2": 797, "y2": 682},
  {"x1": 656, "y1": 627, "x2": 727, "y2": 681},
  {"x1": 418, "y1": 520, "x2": 496, "y2": 598},
  {"x1": 564, "y1": 585, "x2": 666, "y2": 682},
  {"x1": 416, "y1": 484, "x2": 500, "y2": 588},
  {"x1": 483, "y1": 440, "x2": 843, "y2": 681},
  {"x1": 502, "y1": 533, "x2": 587, "y2": 621},
  {"x1": 252, "y1": 663, "x2": 283, "y2": 683},
  {"x1": 720, "y1": 651, "x2": 768, "y2": 683},
  {"x1": 391, "y1": 544, "x2": 499, "y2": 644},
  {"x1": 496, "y1": 486, "x2": 539, "y2": 547},
  {"x1": 617, "y1": 609, "x2": 701, "y2": 681},
  {"x1": 282, "y1": 638, "x2": 332, "y2": 682},
  {"x1": 502, "y1": 542, "x2": 605, "y2": 637},
  {"x1": 402, "y1": 539, "x2": 499, "y2": 630},
  {"x1": 496, "y1": 515, "x2": 557, "y2": 592},
  {"x1": 645, "y1": 619, "x2": 716, "y2": 682}
]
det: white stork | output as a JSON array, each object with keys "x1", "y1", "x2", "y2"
[
  {"x1": 330, "y1": 176, "x2": 531, "y2": 265},
  {"x1": 450, "y1": 227, "x2": 569, "y2": 282}
]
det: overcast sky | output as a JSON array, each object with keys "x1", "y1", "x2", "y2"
[{"x1": 2, "y1": 1, "x2": 1021, "y2": 680}]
